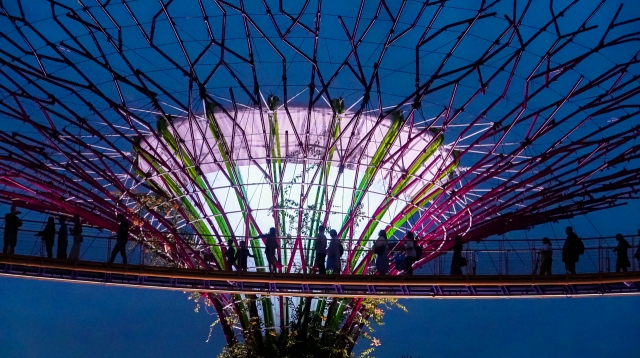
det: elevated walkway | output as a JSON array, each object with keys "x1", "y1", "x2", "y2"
[{"x1": 2, "y1": 254, "x2": 639, "y2": 298}]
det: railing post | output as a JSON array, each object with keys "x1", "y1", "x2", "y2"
[
  {"x1": 472, "y1": 251, "x2": 477, "y2": 275},
  {"x1": 632, "y1": 236, "x2": 636, "y2": 272},
  {"x1": 107, "y1": 235, "x2": 111, "y2": 262},
  {"x1": 498, "y1": 241, "x2": 503, "y2": 275},
  {"x1": 505, "y1": 250, "x2": 509, "y2": 275},
  {"x1": 597, "y1": 237, "x2": 602, "y2": 273}
]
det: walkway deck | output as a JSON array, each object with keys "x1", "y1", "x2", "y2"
[{"x1": 2, "y1": 254, "x2": 639, "y2": 298}]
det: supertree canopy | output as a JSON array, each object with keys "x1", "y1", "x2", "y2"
[{"x1": 1, "y1": 0, "x2": 640, "y2": 356}]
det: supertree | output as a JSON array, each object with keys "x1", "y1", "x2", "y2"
[{"x1": 1, "y1": 0, "x2": 639, "y2": 356}]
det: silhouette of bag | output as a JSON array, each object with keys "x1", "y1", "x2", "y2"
[
  {"x1": 577, "y1": 239, "x2": 585, "y2": 255},
  {"x1": 373, "y1": 244, "x2": 384, "y2": 255},
  {"x1": 414, "y1": 244, "x2": 423, "y2": 259},
  {"x1": 460, "y1": 257, "x2": 467, "y2": 267}
]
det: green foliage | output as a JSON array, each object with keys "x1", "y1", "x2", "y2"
[
  {"x1": 117, "y1": 191, "x2": 188, "y2": 267},
  {"x1": 198, "y1": 294, "x2": 407, "y2": 358}
]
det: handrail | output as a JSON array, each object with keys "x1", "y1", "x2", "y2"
[
  {"x1": 3, "y1": 219, "x2": 639, "y2": 243},
  {"x1": 4, "y1": 219, "x2": 639, "y2": 276},
  {"x1": 0, "y1": 253, "x2": 638, "y2": 286},
  {"x1": 2, "y1": 254, "x2": 640, "y2": 299}
]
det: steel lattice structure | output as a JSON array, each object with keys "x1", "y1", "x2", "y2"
[{"x1": 1, "y1": 0, "x2": 640, "y2": 356}]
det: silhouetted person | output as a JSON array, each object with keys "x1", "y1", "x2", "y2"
[
  {"x1": 562, "y1": 226, "x2": 583, "y2": 274},
  {"x1": 373, "y1": 230, "x2": 389, "y2": 275},
  {"x1": 257, "y1": 227, "x2": 278, "y2": 273},
  {"x1": 68, "y1": 215, "x2": 83, "y2": 261},
  {"x1": 404, "y1": 232, "x2": 417, "y2": 275},
  {"x1": 109, "y1": 214, "x2": 129, "y2": 264},
  {"x1": 315, "y1": 225, "x2": 327, "y2": 274},
  {"x1": 327, "y1": 229, "x2": 343, "y2": 274},
  {"x1": 613, "y1": 233, "x2": 630, "y2": 273},
  {"x1": 539, "y1": 237, "x2": 553, "y2": 275},
  {"x1": 36, "y1": 217, "x2": 56, "y2": 258},
  {"x1": 57, "y1": 216, "x2": 68, "y2": 259},
  {"x1": 3, "y1": 205, "x2": 22, "y2": 254},
  {"x1": 225, "y1": 239, "x2": 236, "y2": 271},
  {"x1": 450, "y1": 235, "x2": 464, "y2": 275},
  {"x1": 236, "y1": 240, "x2": 253, "y2": 272}
]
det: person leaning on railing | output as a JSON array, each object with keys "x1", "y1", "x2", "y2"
[{"x1": 35, "y1": 217, "x2": 56, "y2": 258}]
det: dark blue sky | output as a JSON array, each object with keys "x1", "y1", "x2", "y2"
[{"x1": 2, "y1": 274, "x2": 640, "y2": 358}]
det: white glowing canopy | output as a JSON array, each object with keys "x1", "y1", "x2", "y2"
[{"x1": 139, "y1": 106, "x2": 451, "y2": 270}]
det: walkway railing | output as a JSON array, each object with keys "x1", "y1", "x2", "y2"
[
  {"x1": 4, "y1": 220, "x2": 639, "y2": 276},
  {"x1": 1, "y1": 253, "x2": 640, "y2": 298}
]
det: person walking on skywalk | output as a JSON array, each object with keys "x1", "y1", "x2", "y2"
[
  {"x1": 57, "y1": 216, "x2": 68, "y2": 259},
  {"x1": 327, "y1": 229, "x2": 343, "y2": 274},
  {"x1": 562, "y1": 226, "x2": 584, "y2": 274},
  {"x1": 225, "y1": 239, "x2": 236, "y2": 271},
  {"x1": 257, "y1": 227, "x2": 278, "y2": 273},
  {"x1": 373, "y1": 230, "x2": 389, "y2": 275},
  {"x1": 404, "y1": 231, "x2": 419, "y2": 275},
  {"x1": 450, "y1": 235, "x2": 464, "y2": 275},
  {"x1": 36, "y1": 217, "x2": 56, "y2": 258},
  {"x1": 613, "y1": 233, "x2": 631, "y2": 273},
  {"x1": 3, "y1": 205, "x2": 22, "y2": 255},
  {"x1": 109, "y1": 213, "x2": 130, "y2": 264},
  {"x1": 236, "y1": 240, "x2": 254, "y2": 272},
  {"x1": 315, "y1": 225, "x2": 328, "y2": 274}
]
